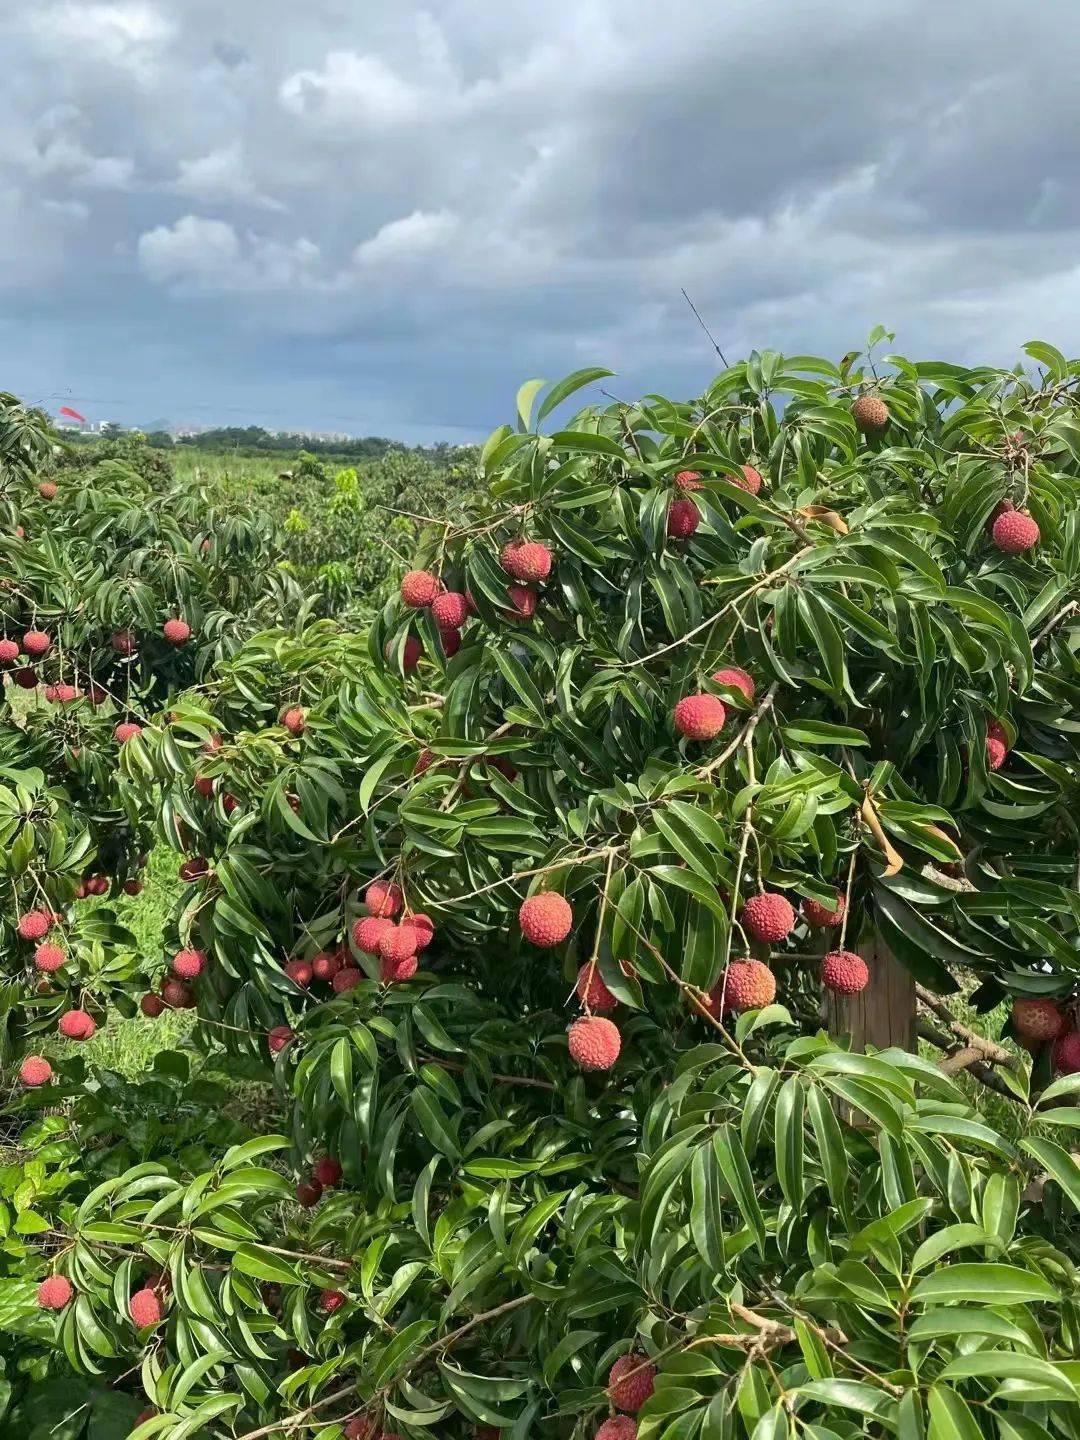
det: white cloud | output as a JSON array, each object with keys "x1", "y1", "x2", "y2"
[
  {"x1": 353, "y1": 210, "x2": 459, "y2": 265},
  {"x1": 137, "y1": 214, "x2": 241, "y2": 286},
  {"x1": 25, "y1": 2, "x2": 174, "y2": 81},
  {"x1": 170, "y1": 143, "x2": 284, "y2": 211},
  {"x1": 280, "y1": 51, "x2": 428, "y2": 129}
]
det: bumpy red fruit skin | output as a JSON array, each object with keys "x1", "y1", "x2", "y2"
[
  {"x1": 822, "y1": 950, "x2": 869, "y2": 995},
  {"x1": 400, "y1": 569, "x2": 441, "y2": 607},
  {"x1": 296, "y1": 1179, "x2": 322, "y2": 1208},
  {"x1": 18, "y1": 910, "x2": 52, "y2": 941},
  {"x1": 22, "y1": 629, "x2": 51, "y2": 658},
  {"x1": 741, "y1": 892, "x2": 795, "y2": 943},
  {"x1": 413, "y1": 747, "x2": 436, "y2": 776},
  {"x1": 268, "y1": 1025, "x2": 294, "y2": 1054},
  {"x1": 313, "y1": 1156, "x2": 343, "y2": 1188},
  {"x1": 353, "y1": 916, "x2": 393, "y2": 954},
  {"x1": 59, "y1": 1009, "x2": 96, "y2": 1040},
  {"x1": 674, "y1": 694, "x2": 726, "y2": 740},
  {"x1": 666, "y1": 497, "x2": 700, "y2": 538},
  {"x1": 20, "y1": 1055, "x2": 52, "y2": 1086},
  {"x1": 519, "y1": 892, "x2": 573, "y2": 947},
  {"x1": 365, "y1": 879, "x2": 403, "y2": 918},
  {"x1": 333, "y1": 966, "x2": 364, "y2": 992},
  {"x1": 608, "y1": 1353, "x2": 657, "y2": 1413},
  {"x1": 411, "y1": 913, "x2": 435, "y2": 950},
  {"x1": 710, "y1": 666, "x2": 755, "y2": 702},
  {"x1": 992, "y1": 509, "x2": 1039, "y2": 555},
  {"x1": 596, "y1": 1419, "x2": 637, "y2": 1440},
  {"x1": 285, "y1": 959, "x2": 313, "y2": 987},
  {"x1": 130, "y1": 1288, "x2": 162, "y2": 1327},
  {"x1": 507, "y1": 583, "x2": 537, "y2": 618},
  {"x1": 320, "y1": 1289, "x2": 346, "y2": 1314},
  {"x1": 576, "y1": 962, "x2": 618, "y2": 1013},
  {"x1": 1012, "y1": 998, "x2": 1065, "y2": 1042},
  {"x1": 378, "y1": 924, "x2": 417, "y2": 963},
  {"x1": 1053, "y1": 1031, "x2": 1080, "y2": 1074},
  {"x1": 986, "y1": 718, "x2": 1008, "y2": 771},
  {"x1": 34, "y1": 942, "x2": 65, "y2": 972},
  {"x1": 731, "y1": 464, "x2": 762, "y2": 495},
  {"x1": 568, "y1": 1015, "x2": 621, "y2": 1071},
  {"x1": 344, "y1": 1420, "x2": 378, "y2": 1440},
  {"x1": 674, "y1": 469, "x2": 703, "y2": 490},
  {"x1": 281, "y1": 706, "x2": 306, "y2": 736},
  {"x1": 432, "y1": 591, "x2": 469, "y2": 629},
  {"x1": 38, "y1": 1274, "x2": 73, "y2": 1309},
  {"x1": 171, "y1": 948, "x2": 206, "y2": 979},
  {"x1": 161, "y1": 978, "x2": 194, "y2": 1009},
  {"x1": 802, "y1": 891, "x2": 846, "y2": 930},
  {"x1": 852, "y1": 394, "x2": 889, "y2": 436},
  {"x1": 115, "y1": 722, "x2": 142, "y2": 744},
  {"x1": 311, "y1": 950, "x2": 341, "y2": 981},
  {"x1": 140, "y1": 993, "x2": 165, "y2": 1018},
  {"x1": 38, "y1": 481, "x2": 58, "y2": 500},
  {"x1": 0, "y1": 638, "x2": 18, "y2": 664},
  {"x1": 163, "y1": 618, "x2": 191, "y2": 644},
  {"x1": 500, "y1": 539, "x2": 552, "y2": 583},
  {"x1": 719, "y1": 959, "x2": 777, "y2": 1012},
  {"x1": 381, "y1": 952, "x2": 419, "y2": 982}
]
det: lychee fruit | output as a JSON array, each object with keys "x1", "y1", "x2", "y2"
[
  {"x1": 37, "y1": 1274, "x2": 73, "y2": 1310},
  {"x1": 22, "y1": 630, "x2": 51, "y2": 658},
  {"x1": 411, "y1": 913, "x2": 435, "y2": 950},
  {"x1": 400, "y1": 570, "x2": 441, "y2": 607},
  {"x1": 161, "y1": 978, "x2": 194, "y2": 1009},
  {"x1": 674, "y1": 470, "x2": 703, "y2": 490},
  {"x1": 18, "y1": 910, "x2": 53, "y2": 942},
  {"x1": 576, "y1": 962, "x2": 618, "y2": 1013},
  {"x1": 666, "y1": 497, "x2": 700, "y2": 538},
  {"x1": 719, "y1": 959, "x2": 777, "y2": 1012},
  {"x1": 114, "y1": 722, "x2": 143, "y2": 745},
  {"x1": 333, "y1": 966, "x2": 364, "y2": 992},
  {"x1": 710, "y1": 666, "x2": 755, "y2": 702},
  {"x1": 852, "y1": 395, "x2": 889, "y2": 437},
  {"x1": 353, "y1": 916, "x2": 393, "y2": 954},
  {"x1": 519, "y1": 892, "x2": 573, "y2": 947},
  {"x1": 123, "y1": 879, "x2": 143, "y2": 896},
  {"x1": 311, "y1": 950, "x2": 342, "y2": 981},
  {"x1": 381, "y1": 953, "x2": 418, "y2": 983},
  {"x1": 674, "y1": 693, "x2": 726, "y2": 740},
  {"x1": 281, "y1": 707, "x2": 306, "y2": 736},
  {"x1": 59, "y1": 1009, "x2": 96, "y2": 1040},
  {"x1": 822, "y1": 949, "x2": 869, "y2": 995},
  {"x1": 402, "y1": 635, "x2": 422, "y2": 671},
  {"x1": 0, "y1": 638, "x2": 18, "y2": 665},
  {"x1": 1012, "y1": 998, "x2": 1065, "y2": 1042},
  {"x1": 268, "y1": 1025, "x2": 294, "y2": 1055},
  {"x1": 129, "y1": 1288, "x2": 162, "y2": 1327},
  {"x1": 432, "y1": 591, "x2": 469, "y2": 629},
  {"x1": 802, "y1": 891, "x2": 846, "y2": 930},
  {"x1": 568, "y1": 1015, "x2": 621, "y2": 1071},
  {"x1": 171, "y1": 948, "x2": 206, "y2": 979},
  {"x1": 507, "y1": 584, "x2": 537, "y2": 619},
  {"x1": 194, "y1": 774, "x2": 215, "y2": 798},
  {"x1": 285, "y1": 959, "x2": 313, "y2": 988},
  {"x1": 111, "y1": 630, "x2": 137, "y2": 655},
  {"x1": 179, "y1": 857, "x2": 209, "y2": 882},
  {"x1": 296, "y1": 1179, "x2": 322, "y2": 1208},
  {"x1": 88, "y1": 875, "x2": 109, "y2": 897},
  {"x1": 313, "y1": 1156, "x2": 343, "y2": 1188},
  {"x1": 20, "y1": 1055, "x2": 53, "y2": 1087},
  {"x1": 365, "y1": 879, "x2": 403, "y2": 918},
  {"x1": 986, "y1": 719, "x2": 1009, "y2": 772},
  {"x1": 596, "y1": 1419, "x2": 637, "y2": 1440},
  {"x1": 378, "y1": 923, "x2": 417, "y2": 964},
  {"x1": 13, "y1": 667, "x2": 37, "y2": 689},
  {"x1": 223, "y1": 794, "x2": 240, "y2": 815},
  {"x1": 320, "y1": 1289, "x2": 346, "y2": 1315},
  {"x1": 163, "y1": 618, "x2": 191, "y2": 645},
  {"x1": 38, "y1": 482, "x2": 58, "y2": 500},
  {"x1": 608, "y1": 1353, "x2": 657, "y2": 1413},
  {"x1": 986, "y1": 498, "x2": 1015, "y2": 533},
  {"x1": 440, "y1": 627, "x2": 461, "y2": 657},
  {"x1": 34, "y1": 942, "x2": 65, "y2": 973},
  {"x1": 1053, "y1": 1031, "x2": 1080, "y2": 1074},
  {"x1": 500, "y1": 539, "x2": 552, "y2": 583},
  {"x1": 140, "y1": 993, "x2": 165, "y2": 1018},
  {"x1": 992, "y1": 510, "x2": 1039, "y2": 555},
  {"x1": 730, "y1": 464, "x2": 763, "y2": 495},
  {"x1": 741, "y1": 892, "x2": 795, "y2": 943},
  {"x1": 344, "y1": 1420, "x2": 378, "y2": 1440},
  {"x1": 413, "y1": 747, "x2": 436, "y2": 776}
]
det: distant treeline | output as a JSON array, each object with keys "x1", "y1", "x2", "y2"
[{"x1": 168, "y1": 426, "x2": 404, "y2": 459}]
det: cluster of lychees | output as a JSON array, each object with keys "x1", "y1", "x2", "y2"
[
  {"x1": 666, "y1": 464, "x2": 764, "y2": 539},
  {"x1": 1011, "y1": 997, "x2": 1080, "y2": 1073}
]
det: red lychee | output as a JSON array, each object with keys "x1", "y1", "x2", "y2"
[
  {"x1": 268, "y1": 1025, "x2": 294, "y2": 1055},
  {"x1": 353, "y1": 915, "x2": 393, "y2": 954},
  {"x1": 568, "y1": 1015, "x2": 621, "y2": 1071},
  {"x1": 507, "y1": 583, "x2": 537, "y2": 619},
  {"x1": 402, "y1": 635, "x2": 422, "y2": 671},
  {"x1": 674, "y1": 693, "x2": 726, "y2": 740},
  {"x1": 129, "y1": 1288, "x2": 162, "y2": 1327},
  {"x1": 34, "y1": 942, "x2": 65, "y2": 973},
  {"x1": 194, "y1": 774, "x2": 215, "y2": 798},
  {"x1": 1012, "y1": 998, "x2": 1065, "y2": 1042},
  {"x1": 88, "y1": 875, "x2": 109, "y2": 897},
  {"x1": 59, "y1": 1009, "x2": 96, "y2": 1040},
  {"x1": 666, "y1": 497, "x2": 700, "y2": 538},
  {"x1": 378, "y1": 923, "x2": 417, "y2": 964},
  {"x1": 986, "y1": 498, "x2": 1015, "y2": 534},
  {"x1": 730, "y1": 464, "x2": 763, "y2": 495},
  {"x1": 500, "y1": 539, "x2": 552, "y2": 583},
  {"x1": 161, "y1": 978, "x2": 194, "y2": 1009},
  {"x1": 381, "y1": 953, "x2": 418, "y2": 983},
  {"x1": 163, "y1": 618, "x2": 191, "y2": 645},
  {"x1": 986, "y1": 718, "x2": 1008, "y2": 771},
  {"x1": 1053, "y1": 1031, "x2": 1080, "y2": 1074},
  {"x1": 519, "y1": 892, "x2": 573, "y2": 947},
  {"x1": 111, "y1": 630, "x2": 137, "y2": 655},
  {"x1": 608, "y1": 1353, "x2": 657, "y2": 1413},
  {"x1": 140, "y1": 993, "x2": 165, "y2": 1018},
  {"x1": 344, "y1": 1421, "x2": 378, "y2": 1440},
  {"x1": 576, "y1": 962, "x2": 618, "y2": 1013},
  {"x1": 114, "y1": 721, "x2": 143, "y2": 744},
  {"x1": 296, "y1": 1179, "x2": 322, "y2": 1208},
  {"x1": 852, "y1": 394, "x2": 889, "y2": 437},
  {"x1": 313, "y1": 1156, "x2": 343, "y2": 1188},
  {"x1": 285, "y1": 959, "x2": 313, "y2": 988},
  {"x1": 596, "y1": 1419, "x2": 637, "y2": 1440},
  {"x1": 38, "y1": 481, "x2": 58, "y2": 500},
  {"x1": 320, "y1": 1289, "x2": 346, "y2": 1315},
  {"x1": 179, "y1": 857, "x2": 209, "y2": 882},
  {"x1": 411, "y1": 913, "x2": 435, "y2": 950},
  {"x1": 281, "y1": 706, "x2": 306, "y2": 736},
  {"x1": 0, "y1": 638, "x2": 18, "y2": 665},
  {"x1": 171, "y1": 948, "x2": 206, "y2": 979},
  {"x1": 365, "y1": 879, "x2": 403, "y2": 918},
  {"x1": 333, "y1": 966, "x2": 364, "y2": 992},
  {"x1": 20, "y1": 1055, "x2": 53, "y2": 1087},
  {"x1": 802, "y1": 891, "x2": 846, "y2": 930},
  {"x1": 822, "y1": 949, "x2": 869, "y2": 995},
  {"x1": 123, "y1": 879, "x2": 143, "y2": 895},
  {"x1": 440, "y1": 627, "x2": 461, "y2": 657},
  {"x1": 223, "y1": 794, "x2": 240, "y2": 815},
  {"x1": 741, "y1": 892, "x2": 795, "y2": 943},
  {"x1": 432, "y1": 591, "x2": 469, "y2": 629},
  {"x1": 413, "y1": 747, "x2": 436, "y2": 776},
  {"x1": 311, "y1": 950, "x2": 342, "y2": 981},
  {"x1": 13, "y1": 667, "x2": 37, "y2": 689},
  {"x1": 992, "y1": 509, "x2": 1039, "y2": 555},
  {"x1": 37, "y1": 1274, "x2": 73, "y2": 1309},
  {"x1": 18, "y1": 910, "x2": 53, "y2": 941},
  {"x1": 710, "y1": 666, "x2": 755, "y2": 702},
  {"x1": 22, "y1": 630, "x2": 51, "y2": 658},
  {"x1": 719, "y1": 959, "x2": 777, "y2": 1012},
  {"x1": 400, "y1": 570, "x2": 441, "y2": 607},
  {"x1": 674, "y1": 469, "x2": 703, "y2": 491}
]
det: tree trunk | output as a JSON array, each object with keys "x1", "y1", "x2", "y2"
[{"x1": 824, "y1": 934, "x2": 915, "y2": 1053}]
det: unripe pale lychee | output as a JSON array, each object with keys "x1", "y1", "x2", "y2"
[
  {"x1": 296, "y1": 1178, "x2": 322, "y2": 1207},
  {"x1": 0, "y1": 638, "x2": 18, "y2": 665},
  {"x1": 507, "y1": 583, "x2": 537, "y2": 618},
  {"x1": 378, "y1": 923, "x2": 417, "y2": 963},
  {"x1": 285, "y1": 959, "x2": 313, "y2": 987},
  {"x1": 666, "y1": 497, "x2": 700, "y2": 538},
  {"x1": 400, "y1": 570, "x2": 440, "y2": 607},
  {"x1": 365, "y1": 879, "x2": 403, "y2": 918},
  {"x1": 822, "y1": 949, "x2": 869, "y2": 995},
  {"x1": 37, "y1": 1274, "x2": 73, "y2": 1309},
  {"x1": 674, "y1": 470, "x2": 703, "y2": 490},
  {"x1": 268, "y1": 1025, "x2": 294, "y2": 1054},
  {"x1": 163, "y1": 618, "x2": 191, "y2": 645},
  {"x1": 18, "y1": 910, "x2": 52, "y2": 941},
  {"x1": 986, "y1": 718, "x2": 1008, "y2": 772},
  {"x1": 59, "y1": 1009, "x2": 96, "y2": 1040},
  {"x1": 852, "y1": 394, "x2": 889, "y2": 437},
  {"x1": 730, "y1": 464, "x2": 763, "y2": 495},
  {"x1": 568, "y1": 1015, "x2": 621, "y2": 1070},
  {"x1": 596, "y1": 1419, "x2": 637, "y2": 1440},
  {"x1": 353, "y1": 916, "x2": 393, "y2": 953},
  {"x1": 22, "y1": 630, "x2": 51, "y2": 658},
  {"x1": 500, "y1": 539, "x2": 552, "y2": 583},
  {"x1": 20, "y1": 1055, "x2": 53, "y2": 1086},
  {"x1": 741, "y1": 892, "x2": 795, "y2": 943},
  {"x1": 674, "y1": 693, "x2": 726, "y2": 740},
  {"x1": 320, "y1": 1289, "x2": 346, "y2": 1314},
  {"x1": 519, "y1": 892, "x2": 573, "y2": 947},
  {"x1": 381, "y1": 953, "x2": 418, "y2": 982},
  {"x1": 114, "y1": 722, "x2": 142, "y2": 744},
  {"x1": 608, "y1": 1353, "x2": 657, "y2": 1412},
  {"x1": 34, "y1": 942, "x2": 65, "y2": 973},
  {"x1": 313, "y1": 1156, "x2": 342, "y2": 1188},
  {"x1": 992, "y1": 509, "x2": 1039, "y2": 555},
  {"x1": 333, "y1": 966, "x2": 364, "y2": 992},
  {"x1": 710, "y1": 665, "x2": 755, "y2": 702},
  {"x1": 432, "y1": 591, "x2": 469, "y2": 629},
  {"x1": 281, "y1": 706, "x2": 306, "y2": 736},
  {"x1": 720, "y1": 959, "x2": 777, "y2": 1012},
  {"x1": 1012, "y1": 998, "x2": 1065, "y2": 1042},
  {"x1": 576, "y1": 962, "x2": 618, "y2": 1013},
  {"x1": 1053, "y1": 1031, "x2": 1080, "y2": 1074},
  {"x1": 129, "y1": 1288, "x2": 162, "y2": 1327},
  {"x1": 141, "y1": 993, "x2": 165, "y2": 1018},
  {"x1": 802, "y1": 891, "x2": 846, "y2": 930}
]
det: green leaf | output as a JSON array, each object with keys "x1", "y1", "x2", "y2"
[{"x1": 910, "y1": 1264, "x2": 1058, "y2": 1306}]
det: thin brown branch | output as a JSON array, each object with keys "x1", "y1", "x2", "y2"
[
  {"x1": 914, "y1": 985, "x2": 1017, "y2": 1067},
  {"x1": 917, "y1": 1020, "x2": 1025, "y2": 1106}
]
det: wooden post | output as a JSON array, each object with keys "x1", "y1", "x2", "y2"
[{"x1": 824, "y1": 933, "x2": 915, "y2": 1053}]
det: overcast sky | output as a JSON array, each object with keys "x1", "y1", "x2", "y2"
[{"x1": 2, "y1": 2, "x2": 1077, "y2": 441}]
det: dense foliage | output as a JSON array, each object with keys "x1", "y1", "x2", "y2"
[{"x1": 3, "y1": 339, "x2": 1080, "y2": 1440}]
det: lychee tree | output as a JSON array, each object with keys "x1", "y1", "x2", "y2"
[{"x1": 16, "y1": 342, "x2": 1080, "y2": 1438}]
